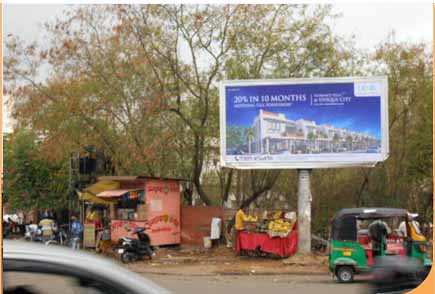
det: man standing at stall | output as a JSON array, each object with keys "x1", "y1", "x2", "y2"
[
  {"x1": 70, "y1": 215, "x2": 83, "y2": 250},
  {"x1": 233, "y1": 207, "x2": 257, "y2": 249}
]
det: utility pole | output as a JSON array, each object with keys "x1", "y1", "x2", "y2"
[
  {"x1": 68, "y1": 153, "x2": 73, "y2": 227},
  {"x1": 69, "y1": 152, "x2": 81, "y2": 225},
  {"x1": 297, "y1": 169, "x2": 312, "y2": 254}
]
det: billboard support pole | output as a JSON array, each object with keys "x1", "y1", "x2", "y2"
[{"x1": 297, "y1": 169, "x2": 312, "y2": 254}]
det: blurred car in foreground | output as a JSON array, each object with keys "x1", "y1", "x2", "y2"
[
  {"x1": 3, "y1": 240, "x2": 171, "y2": 294},
  {"x1": 368, "y1": 256, "x2": 427, "y2": 294}
]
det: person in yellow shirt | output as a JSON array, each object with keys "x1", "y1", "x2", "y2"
[
  {"x1": 39, "y1": 217, "x2": 55, "y2": 241},
  {"x1": 233, "y1": 207, "x2": 258, "y2": 249},
  {"x1": 86, "y1": 207, "x2": 97, "y2": 222},
  {"x1": 235, "y1": 207, "x2": 257, "y2": 230}
]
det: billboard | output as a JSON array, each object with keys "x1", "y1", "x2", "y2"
[{"x1": 220, "y1": 77, "x2": 389, "y2": 169}]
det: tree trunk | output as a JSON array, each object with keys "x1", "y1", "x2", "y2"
[
  {"x1": 183, "y1": 186, "x2": 193, "y2": 206},
  {"x1": 235, "y1": 170, "x2": 241, "y2": 206},
  {"x1": 226, "y1": 171, "x2": 280, "y2": 233},
  {"x1": 355, "y1": 170, "x2": 371, "y2": 207},
  {"x1": 193, "y1": 176, "x2": 211, "y2": 206},
  {"x1": 222, "y1": 169, "x2": 234, "y2": 204},
  {"x1": 192, "y1": 134, "x2": 212, "y2": 206}
]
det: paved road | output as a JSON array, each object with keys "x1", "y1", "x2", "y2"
[{"x1": 147, "y1": 273, "x2": 371, "y2": 294}]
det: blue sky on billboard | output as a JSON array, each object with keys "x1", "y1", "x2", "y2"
[{"x1": 225, "y1": 83, "x2": 381, "y2": 140}]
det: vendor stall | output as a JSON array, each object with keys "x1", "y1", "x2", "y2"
[
  {"x1": 80, "y1": 177, "x2": 181, "y2": 248},
  {"x1": 78, "y1": 180, "x2": 120, "y2": 248},
  {"x1": 236, "y1": 211, "x2": 298, "y2": 258}
]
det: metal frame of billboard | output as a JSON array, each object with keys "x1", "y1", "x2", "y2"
[{"x1": 219, "y1": 76, "x2": 389, "y2": 169}]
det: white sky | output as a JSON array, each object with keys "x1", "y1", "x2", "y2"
[
  {"x1": 3, "y1": 3, "x2": 432, "y2": 49},
  {"x1": 2, "y1": 3, "x2": 433, "y2": 132}
]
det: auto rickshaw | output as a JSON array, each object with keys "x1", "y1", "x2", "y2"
[{"x1": 329, "y1": 208, "x2": 432, "y2": 283}]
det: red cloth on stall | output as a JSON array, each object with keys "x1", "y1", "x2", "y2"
[{"x1": 236, "y1": 228, "x2": 298, "y2": 257}]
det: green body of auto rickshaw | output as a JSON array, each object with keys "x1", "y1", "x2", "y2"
[{"x1": 329, "y1": 208, "x2": 432, "y2": 283}]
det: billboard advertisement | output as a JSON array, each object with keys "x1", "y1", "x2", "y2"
[{"x1": 220, "y1": 77, "x2": 388, "y2": 169}]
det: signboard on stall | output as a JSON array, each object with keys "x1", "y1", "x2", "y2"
[
  {"x1": 145, "y1": 179, "x2": 181, "y2": 245},
  {"x1": 83, "y1": 223, "x2": 96, "y2": 247},
  {"x1": 220, "y1": 77, "x2": 389, "y2": 169},
  {"x1": 110, "y1": 179, "x2": 181, "y2": 246},
  {"x1": 111, "y1": 220, "x2": 148, "y2": 244}
]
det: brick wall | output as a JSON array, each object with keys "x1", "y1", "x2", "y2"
[{"x1": 180, "y1": 206, "x2": 224, "y2": 246}]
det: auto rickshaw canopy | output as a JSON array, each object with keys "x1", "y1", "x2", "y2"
[{"x1": 330, "y1": 208, "x2": 409, "y2": 241}]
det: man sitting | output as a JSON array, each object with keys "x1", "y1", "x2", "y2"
[
  {"x1": 369, "y1": 219, "x2": 391, "y2": 257},
  {"x1": 38, "y1": 215, "x2": 55, "y2": 242}
]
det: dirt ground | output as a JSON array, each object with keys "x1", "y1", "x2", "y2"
[
  {"x1": 121, "y1": 246, "x2": 369, "y2": 294},
  {"x1": 122, "y1": 245, "x2": 330, "y2": 276},
  {"x1": 110, "y1": 238, "x2": 434, "y2": 277},
  {"x1": 146, "y1": 273, "x2": 370, "y2": 294}
]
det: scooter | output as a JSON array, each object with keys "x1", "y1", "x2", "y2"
[
  {"x1": 25, "y1": 224, "x2": 43, "y2": 242},
  {"x1": 45, "y1": 228, "x2": 68, "y2": 246},
  {"x1": 117, "y1": 227, "x2": 155, "y2": 263},
  {"x1": 25, "y1": 224, "x2": 67, "y2": 246}
]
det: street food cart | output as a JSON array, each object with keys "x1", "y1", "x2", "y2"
[
  {"x1": 236, "y1": 211, "x2": 298, "y2": 258},
  {"x1": 78, "y1": 180, "x2": 119, "y2": 248},
  {"x1": 79, "y1": 177, "x2": 181, "y2": 248}
]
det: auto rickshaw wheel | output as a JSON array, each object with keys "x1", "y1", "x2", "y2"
[{"x1": 336, "y1": 266, "x2": 354, "y2": 283}]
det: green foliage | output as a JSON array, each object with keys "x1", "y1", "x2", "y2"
[
  {"x1": 3, "y1": 130, "x2": 69, "y2": 210},
  {"x1": 5, "y1": 4, "x2": 356, "y2": 206},
  {"x1": 308, "y1": 40, "x2": 434, "y2": 236}
]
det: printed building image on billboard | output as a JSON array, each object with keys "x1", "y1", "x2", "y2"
[
  {"x1": 220, "y1": 77, "x2": 388, "y2": 169},
  {"x1": 242, "y1": 110, "x2": 380, "y2": 155}
]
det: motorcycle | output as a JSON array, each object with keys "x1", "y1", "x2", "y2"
[
  {"x1": 45, "y1": 227, "x2": 68, "y2": 246},
  {"x1": 117, "y1": 227, "x2": 155, "y2": 263},
  {"x1": 25, "y1": 224, "x2": 67, "y2": 246},
  {"x1": 25, "y1": 224, "x2": 43, "y2": 242}
]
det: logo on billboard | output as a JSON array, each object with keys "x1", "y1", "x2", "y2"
[{"x1": 354, "y1": 82, "x2": 381, "y2": 97}]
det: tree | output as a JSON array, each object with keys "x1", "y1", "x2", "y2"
[
  {"x1": 333, "y1": 133, "x2": 340, "y2": 152},
  {"x1": 245, "y1": 127, "x2": 256, "y2": 154},
  {"x1": 307, "y1": 132, "x2": 316, "y2": 152},
  {"x1": 372, "y1": 38, "x2": 433, "y2": 220},
  {"x1": 345, "y1": 135, "x2": 353, "y2": 151},
  {"x1": 5, "y1": 4, "x2": 357, "y2": 206},
  {"x1": 226, "y1": 125, "x2": 245, "y2": 150},
  {"x1": 310, "y1": 38, "x2": 433, "y2": 235},
  {"x1": 3, "y1": 130, "x2": 69, "y2": 210}
]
